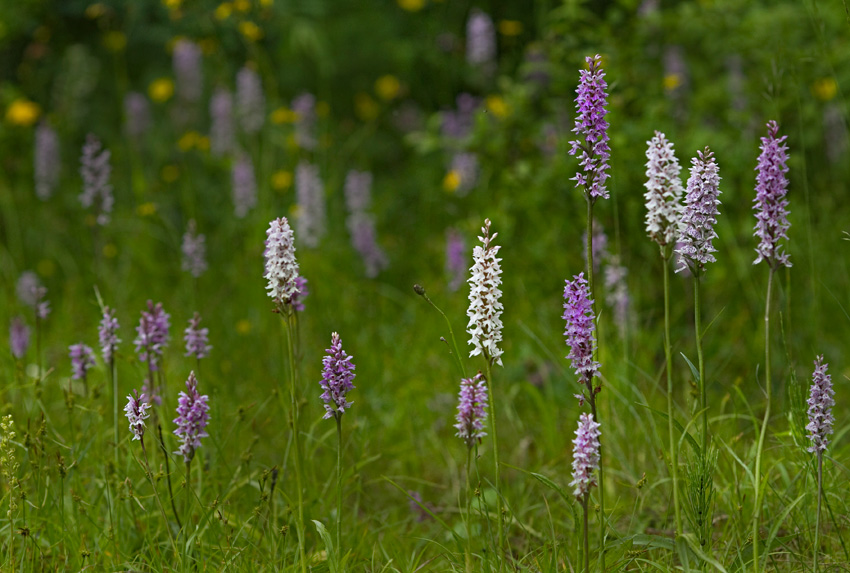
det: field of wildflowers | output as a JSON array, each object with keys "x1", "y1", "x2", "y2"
[{"x1": 2, "y1": 0, "x2": 850, "y2": 570}]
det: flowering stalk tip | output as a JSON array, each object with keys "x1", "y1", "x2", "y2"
[{"x1": 319, "y1": 332, "x2": 356, "y2": 420}]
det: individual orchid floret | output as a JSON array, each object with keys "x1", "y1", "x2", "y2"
[
  {"x1": 806, "y1": 356, "x2": 834, "y2": 453},
  {"x1": 570, "y1": 412, "x2": 601, "y2": 498},
  {"x1": 181, "y1": 219, "x2": 207, "y2": 278},
  {"x1": 184, "y1": 312, "x2": 212, "y2": 360},
  {"x1": 753, "y1": 120, "x2": 791, "y2": 269},
  {"x1": 134, "y1": 300, "x2": 171, "y2": 372},
  {"x1": 454, "y1": 372, "x2": 489, "y2": 449},
  {"x1": 125, "y1": 389, "x2": 151, "y2": 441},
  {"x1": 173, "y1": 371, "x2": 211, "y2": 463},
  {"x1": 644, "y1": 131, "x2": 684, "y2": 249},
  {"x1": 568, "y1": 55, "x2": 611, "y2": 201},
  {"x1": 676, "y1": 147, "x2": 722, "y2": 275},
  {"x1": 264, "y1": 217, "x2": 301, "y2": 307},
  {"x1": 563, "y1": 272, "x2": 600, "y2": 385},
  {"x1": 466, "y1": 218, "x2": 504, "y2": 366},
  {"x1": 69, "y1": 343, "x2": 96, "y2": 381},
  {"x1": 98, "y1": 306, "x2": 121, "y2": 365},
  {"x1": 319, "y1": 332, "x2": 356, "y2": 420}
]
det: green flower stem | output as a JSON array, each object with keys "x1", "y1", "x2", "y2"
[
  {"x1": 418, "y1": 289, "x2": 466, "y2": 379},
  {"x1": 465, "y1": 446, "x2": 473, "y2": 573},
  {"x1": 814, "y1": 451, "x2": 823, "y2": 573},
  {"x1": 694, "y1": 276, "x2": 707, "y2": 452},
  {"x1": 282, "y1": 312, "x2": 308, "y2": 573},
  {"x1": 586, "y1": 195, "x2": 605, "y2": 570},
  {"x1": 139, "y1": 440, "x2": 180, "y2": 561},
  {"x1": 111, "y1": 358, "x2": 118, "y2": 467},
  {"x1": 483, "y1": 356, "x2": 504, "y2": 568},
  {"x1": 663, "y1": 252, "x2": 683, "y2": 535},
  {"x1": 582, "y1": 492, "x2": 590, "y2": 573},
  {"x1": 753, "y1": 268, "x2": 775, "y2": 572},
  {"x1": 336, "y1": 414, "x2": 343, "y2": 558}
]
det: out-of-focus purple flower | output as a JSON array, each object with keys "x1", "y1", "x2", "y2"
[
  {"x1": 454, "y1": 372, "x2": 488, "y2": 449},
  {"x1": 344, "y1": 170, "x2": 373, "y2": 213},
  {"x1": 10, "y1": 317, "x2": 30, "y2": 359},
  {"x1": 347, "y1": 214, "x2": 389, "y2": 278},
  {"x1": 676, "y1": 147, "x2": 722, "y2": 275},
  {"x1": 563, "y1": 272, "x2": 599, "y2": 386},
  {"x1": 16, "y1": 271, "x2": 41, "y2": 308},
  {"x1": 407, "y1": 490, "x2": 434, "y2": 522},
  {"x1": 523, "y1": 45, "x2": 550, "y2": 88},
  {"x1": 232, "y1": 154, "x2": 257, "y2": 219},
  {"x1": 644, "y1": 131, "x2": 684, "y2": 249},
  {"x1": 319, "y1": 332, "x2": 356, "y2": 420},
  {"x1": 34, "y1": 122, "x2": 60, "y2": 201},
  {"x1": 441, "y1": 93, "x2": 479, "y2": 140},
  {"x1": 236, "y1": 67, "x2": 264, "y2": 135},
  {"x1": 446, "y1": 228, "x2": 466, "y2": 292},
  {"x1": 450, "y1": 152, "x2": 479, "y2": 195},
  {"x1": 264, "y1": 217, "x2": 301, "y2": 306},
  {"x1": 69, "y1": 343, "x2": 96, "y2": 381},
  {"x1": 125, "y1": 389, "x2": 151, "y2": 441},
  {"x1": 581, "y1": 220, "x2": 609, "y2": 274},
  {"x1": 184, "y1": 312, "x2": 211, "y2": 360},
  {"x1": 466, "y1": 9, "x2": 496, "y2": 72},
  {"x1": 124, "y1": 92, "x2": 151, "y2": 140},
  {"x1": 568, "y1": 55, "x2": 611, "y2": 201},
  {"x1": 604, "y1": 256, "x2": 630, "y2": 337},
  {"x1": 806, "y1": 356, "x2": 834, "y2": 453},
  {"x1": 467, "y1": 219, "x2": 504, "y2": 366},
  {"x1": 134, "y1": 300, "x2": 171, "y2": 372},
  {"x1": 570, "y1": 412, "x2": 601, "y2": 498},
  {"x1": 79, "y1": 134, "x2": 114, "y2": 225},
  {"x1": 210, "y1": 88, "x2": 235, "y2": 157},
  {"x1": 295, "y1": 161, "x2": 326, "y2": 248},
  {"x1": 173, "y1": 40, "x2": 203, "y2": 104},
  {"x1": 36, "y1": 301, "x2": 51, "y2": 321},
  {"x1": 753, "y1": 121, "x2": 791, "y2": 269},
  {"x1": 173, "y1": 371, "x2": 210, "y2": 463},
  {"x1": 182, "y1": 219, "x2": 207, "y2": 278},
  {"x1": 663, "y1": 46, "x2": 688, "y2": 97},
  {"x1": 292, "y1": 93, "x2": 317, "y2": 150},
  {"x1": 291, "y1": 276, "x2": 309, "y2": 312},
  {"x1": 99, "y1": 306, "x2": 121, "y2": 365}
]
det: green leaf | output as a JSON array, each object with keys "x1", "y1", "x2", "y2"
[
  {"x1": 680, "y1": 352, "x2": 700, "y2": 384},
  {"x1": 312, "y1": 520, "x2": 339, "y2": 573}
]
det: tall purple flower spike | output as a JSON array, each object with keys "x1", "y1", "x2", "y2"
[
  {"x1": 466, "y1": 219, "x2": 504, "y2": 366},
  {"x1": 79, "y1": 134, "x2": 114, "y2": 225},
  {"x1": 568, "y1": 55, "x2": 611, "y2": 201},
  {"x1": 264, "y1": 217, "x2": 301, "y2": 307},
  {"x1": 99, "y1": 306, "x2": 121, "y2": 365},
  {"x1": 676, "y1": 147, "x2": 721, "y2": 275},
  {"x1": 184, "y1": 312, "x2": 212, "y2": 360},
  {"x1": 34, "y1": 122, "x2": 60, "y2": 201},
  {"x1": 10, "y1": 317, "x2": 30, "y2": 359},
  {"x1": 454, "y1": 372, "x2": 488, "y2": 449},
  {"x1": 134, "y1": 300, "x2": 171, "y2": 372},
  {"x1": 570, "y1": 412, "x2": 601, "y2": 498},
  {"x1": 173, "y1": 371, "x2": 211, "y2": 463},
  {"x1": 563, "y1": 272, "x2": 600, "y2": 387},
  {"x1": 319, "y1": 332, "x2": 356, "y2": 420},
  {"x1": 182, "y1": 219, "x2": 207, "y2": 278},
  {"x1": 753, "y1": 120, "x2": 791, "y2": 269},
  {"x1": 806, "y1": 356, "x2": 834, "y2": 453},
  {"x1": 69, "y1": 343, "x2": 96, "y2": 380},
  {"x1": 125, "y1": 389, "x2": 151, "y2": 441}
]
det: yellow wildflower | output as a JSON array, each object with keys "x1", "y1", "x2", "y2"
[
  {"x1": 355, "y1": 93, "x2": 379, "y2": 121},
  {"x1": 812, "y1": 78, "x2": 837, "y2": 102},
  {"x1": 102, "y1": 244, "x2": 118, "y2": 258},
  {"x1": 178, "y1": 131, "x2": 200, "y2": 151},
  {"x1": 271, "y1": 107, "x2": 297, "y2": 124},
  {"x1": 233, "y1": 0, "x2": 250, "y2": 11},
  {"x1": 137, "y1": 202, "x2": 157, "y2": 216},
  {"x1": 236, "y1": 319, "x2": 252, "y2": 335},
  {"x1": 161, "y1": 164, "x2": 180, "y2": 182},
  {"x1": 498, "y1": 20, "x2": 523, "y2": 36},
  {"x1": 239, "y1": 21, "x2": 263, "y2": 41},
  {"x1": 375, "y1": 75, "x2": 401, "y2": 101},
  {"x1": 397, "y1": 0, "x2": 425, "y2": 11},
  {"x1": 36, "y1": 259, "x2": 56, "y2": 277},
  {"x1": 214, "y1": 2, "x2": 232, "y2": 19},
  {"x1": 196, "y1": 135, "x2": 210, "y2": 151},
  {"x1": 199, "y1": 38, "x2": 217, "y2": 55},
  {"x1": 316, "y1": 101, "x2": 330, "y2": 117},
  {"x1": 85, "y1": 3, "x2": 107, "y2": 18},
  {"x1": 162, "y1": 0, "x2": 182, "y2": 9},
  {"x1": 663, "y1": 74, "x2": 681, "y2": 92},
  {"x1": 272, "y1": 170, "x2": 293, "y2": 191},
  {"x1": 102, "y1": 31, "x2": 127, "y2": 52},
  {"x1": 443, "y1": 170, "x2": 460, "y2": 192},
  {"x1": 148, "y1": 78, "x2": 174, "y2": 103},
  {"x1": 485, "y1": 95, "x2": 509, "y2": 118},
  {"x1": 5, "y1": 99, "x2": 41, "y2": 126}
]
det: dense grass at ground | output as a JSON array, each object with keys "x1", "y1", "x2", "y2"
[{"x1": 2, "y1": 0, "x2": 850, "y2": 570}]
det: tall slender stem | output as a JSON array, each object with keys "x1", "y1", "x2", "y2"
[
  {"x1": 483, "y1": 357, "x2": 504, "y2": 569},
  {"x1": 283, "y1": 313, "x2": 308, "y2": 573},
  {"x1": 694, "y1": 277, "x2": 707, "y2": 451},
  {"x1": 111, "y1": 359, "x2": 118, "y2": 467},
  {"x1": 140, "y1": 440, "x2": 180, "y2": 560},
  {"x1": 814, "y1": 451, "x2": 823, "y2": 573},
  {"x1": 663, "y1": 254, "x2": 683, "y2": 535},
  {"x1": 582, "y1": 493, "x2": 590, "y2": 573},
  {"x1": 753, "y1": 268, "x2": 775, "y2": 572},
  {"x1": 336, "y1": 415, "x2": 343, "y2": 558},
  {"x1": 586, "y1": 196, "x2": 605, "y2": 569},
  {"x1": 465, "y1": 447, "x2": 473, "y2": 573}
]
